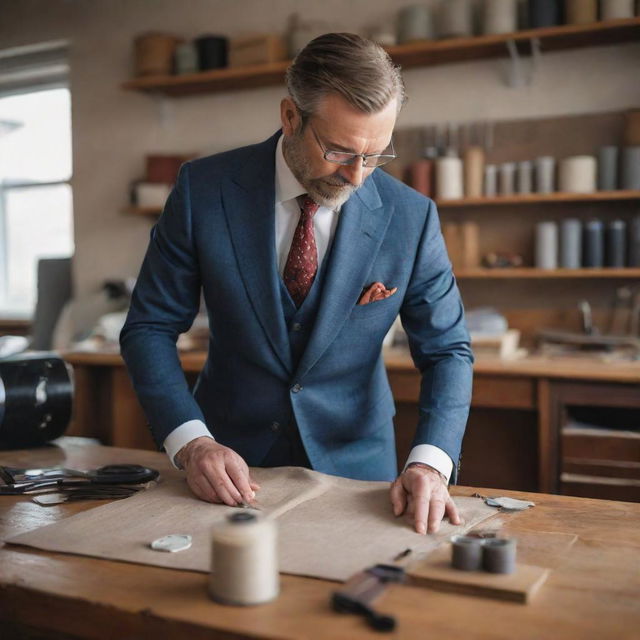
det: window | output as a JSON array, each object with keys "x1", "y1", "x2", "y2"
[{"x1": 0, "y1": 42, "x2": 74, "y2": 318}]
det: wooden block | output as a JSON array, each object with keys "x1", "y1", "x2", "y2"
[{"x1": 406, "y1": 544, "x2": 550, "y2": 603}]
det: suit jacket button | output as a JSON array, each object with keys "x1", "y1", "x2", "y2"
[
  {"x1": 291, "y1": 383, "x2": 302, "y2": 393},
  {"x1": 270, "y1": 421, "x2": 281, "y2": 432},
  {"x1": 292, "y1": 322, "x2": 302, "y2": 332}
]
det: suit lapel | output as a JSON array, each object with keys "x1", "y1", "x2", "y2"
[
  {"x1": 294, "y1": 175, "x2": 391, "y2": 381},
  {"x1": 222, "y1": 132, "x2": 293, "y2": 375}
]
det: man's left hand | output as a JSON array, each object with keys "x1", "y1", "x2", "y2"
[{"x1": 390, "y1": 463, "x2": 461, "y2": 535}]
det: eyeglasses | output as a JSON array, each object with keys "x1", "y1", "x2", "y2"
[{"x1": 309, "y1": 123, "x2": 397, "y2": 168}]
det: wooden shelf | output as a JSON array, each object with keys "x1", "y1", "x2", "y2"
[
  {"x1": 456, "y1": 268, "x2": 640, "y2": 279},
  {"x1": 122, "y1": 18, "x2": 640, "y2": 96},
  {"x1": 438, "y1": 190, "x2": 640, "y2": 208}
]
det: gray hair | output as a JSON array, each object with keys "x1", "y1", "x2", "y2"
[{"x1": 285, "y1": 33, "x2": 406, "y2": 123}]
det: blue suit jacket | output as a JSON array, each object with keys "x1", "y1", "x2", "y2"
[{"x1": 120, "y1": 131, "x2": 473, "y2": 482}]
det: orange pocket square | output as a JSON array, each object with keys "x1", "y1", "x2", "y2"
[{"x1": 358, "y1": 282, "x2": 398, "y2": 305}]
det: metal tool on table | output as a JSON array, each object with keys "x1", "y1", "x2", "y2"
[{"x1": 331, "y1": 564, "x2": 405, "y2": 632}]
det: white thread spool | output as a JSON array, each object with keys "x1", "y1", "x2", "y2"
[
  {"x1": 535, "y1": 221, "x2": 558, "y2": 269},
  {"x1": 210, "y1": 512, "x2": 279, "y2": 606},
  {"x1": 535, "y1": 156, "x2": 556, "y2": 194},
  {"x1": 436, "y1": 156, "x2": 464, "y2": 200},
  {"x1": 499, "y1": 162, "x2": 516, "y2": 196},
  {"x1": 482, "y1": 0, "x2": 517, "y2": 34},
  {"x1": 559, "y1": 156, "x2": 597, "y2": 193},
  {"x1": 601, "y1": 0, "x2": 635, "y2": 20}
]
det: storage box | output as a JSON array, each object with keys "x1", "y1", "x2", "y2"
[{"x1": 228, "y1": 34, "x2": 287, "y2": 68}]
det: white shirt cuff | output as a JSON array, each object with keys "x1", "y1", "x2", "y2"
[
  {"x1": 163, "y1": 420, "x2": 214, "y2": 469},
  {"x1": 404, "y1": 445, "x2": 453, "y2": 484}
]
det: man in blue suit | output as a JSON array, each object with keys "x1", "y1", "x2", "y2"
[{"x1": 121, "y1": 33, "x2": 473, "y2": 535}]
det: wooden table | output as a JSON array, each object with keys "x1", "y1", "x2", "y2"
[{"x1": 1, "y1": 439, "x2": 638, "y2": 639}]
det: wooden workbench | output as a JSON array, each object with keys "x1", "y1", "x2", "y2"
[
  {"x1": 63, "y1": 350, "x2": 640, "y2": 499},
  {"x1": 0, "y1": 439, "x2": 638, "y2": 639}
]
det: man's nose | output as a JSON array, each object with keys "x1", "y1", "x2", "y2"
[{"x1": 339, "y1": 157, "x2": 365, "y2": 187}]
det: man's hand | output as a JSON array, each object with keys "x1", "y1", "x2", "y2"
[
  {"x1": 176, "y1": 437, "x2": 260, "y2": 506},
  {"x1": 390, "y1": 463, "x2": 461, "y2": 535}
]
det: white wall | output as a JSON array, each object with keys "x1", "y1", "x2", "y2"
[{"x1": 1, "y1": 0, "x2": 639, "y2": 304}]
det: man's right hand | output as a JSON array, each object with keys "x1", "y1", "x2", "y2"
[{"x1": 176, "y1": 437, "x2": 260, "y2": 506}]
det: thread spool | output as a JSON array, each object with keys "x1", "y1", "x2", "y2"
[
  {"x1": 598, "y1": 146, "x2": 619, "y2": 190},
  {"x1": 483, "y1": 0, "x2": 518, "y2": 34},
  {"x1": 451, "y1": 535, "x2": 483, "y2": 571},
  {"x1": 628, "y1": 216, "x2": 640, "y2": 267},
  {"x1": 583, "y1": 219, "x2": 605, "y2": 268},
  {"x1": 528, "y1": 0, "x2": 561, "y2": 28},
  {"x1": 499, "y1": 162, "x2": 516, "y2": 196},
  {"x1": 559, "y1": 156, "x2": 597, "y2": 193},
  {"x1": 560, "y1": 219, "x2": 582, "y2": 269},
  {"x1": 407, "y1": 159, "x2": 435, "y2": 197},
  {"x1": 436, "y1": 156, "x2": 464, "y2": 200},
  {"x1": 134, "y1": 33, "x2": 182, "y2": 76},
  {"x1": 464, "y1": 146, "x2": 485, "y2": 198},
  {"x1": 535, "y1": 221, "x2": 558, "y2": 269},
  {"x1": 621, "y1": 147, "x2": 640, "y2": 190},
  {"x1": 196, "y1": 34, "x2": 228, "y2": 70},
  {"x1": 461, "y1": 221, "x2": 481, "y2": 268},
  {"x1": 397, "y1": 4, "x2": 435, "y2": 43},
  {"x1": 484, "y1": 164, "x2": 498, "y2": 196},
  {"x1": 210, "y1": 512, "x2": 279, "y2": 606},
  {"x1": 564, "y1": 0, "x2": 597, "y2": 24},
  {"x1": 482, "y1": 538, "x2": 517, "y2": 574},
  {"x1": 437, "y1": 0, "x2": 474, "y2": 38},
  {"x1": 606, "y1": 220, "x2": 627, "y2": 267},
  {"x1": 535, "y1": 156, "x2": 556, "y2": 193},
  {"x1": 600, "y1": 0, "x2": 635, "y2": 19},
  {"x1": 174, "y1": 42, "x2": 199, "y2": 75},
  {"x1": 517, "y1": 161, "x2": 533, "y2": 194}
]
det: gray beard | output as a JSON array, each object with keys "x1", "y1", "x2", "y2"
[{"x1": 282, "y1": 133, "x2": 359, "y2": 209}]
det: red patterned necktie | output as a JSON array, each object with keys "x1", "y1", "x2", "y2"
[{"x1": 283, "y1": 195, "x2": 320, "y2": 307}]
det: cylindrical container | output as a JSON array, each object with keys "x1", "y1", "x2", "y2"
[
  {"x1": 517, "y1": 161, "x2": 533, "y2": 194},
  {"x1": 443, "y1": 223, "x2": 463, "y2": 268},
  {"x1": 461, "y1": 221, "x2": 481, "y2": 268},
  {"x1": 135, "y1": 182, "x2": 172, "y2": 208},
  {"x1": 482, "y1": 0, "x2": 518, "y2": 34},
  {"x1": 560, "y1": 219, "x2": 582, "y2": 269},
  {"x1": 623, "y1": 109, "x2": 640, "y2": 145},
  {"x1": 482, "y1": 538, "x2": 517, "y2": 574},
  {"x1": 464, "y1": 146, "x2": 485, "y2": 198},
  {"x1": 528, "y1": 0, "x2": 561, "y2": 27},
  {"x1": 397, "y1": 4, "x2": 435, "y2": 43},
  {"x1": 146, "y1": 155, "x2": 186, "y2": 183},
  {"x1": 134, "y1": 33, "x2": 182, "y2": 76},
  {"x1": 408, "y1": 159, "x2": 435, "y2": 197},
  {"x1": 621, "y1": 147, "x2": 640, "y2": 190},
  {"x1": 174, "y1": 42, "x2": 199, "y2": 75},
  {"x1": 535, "y1": 156, "x2": 556, "y2": 193},
  {"x1": 601, "y1": 0, "x2": 635, "y2": 20},
  {"x1": 583, "y1": 219, "x2": 605, "y2": 268},
  {"x1": 535, "y1": 221, "x2": 558, "y2": 269},
  {"x1": 499, "y1": 162, "x2": 516, "y2": 196},
  {"x1": 606, "y1": 220, "x2": 627, "y2": 267},
  {"x1": 559, "y1": 156, "x2": 597, "y2": 193},
  {"x1": 436, "y1": 156, "x2": 464, "y2": 199},
  {"x1": 195, "y1": 34, "x2": 228, "y2": 70},
  {"x1": 564, "y1": 0, "x2": 597, "y2": 23},
  {"x1": 598, "y1": 146, "x2": 619, "y2": 191},
  {"x1": 210, "y1": 512, "x2": 279, "y2": 605},
  {"x1": 628, "y1": 216, "x2": 640, "y2": 266},
  {"x1": 451, "y1": 535, "x2": 483, "y2": 571},
  {"x1": 437, "y1": 0, "x2": 474, "y2": 38},
  {"x1": 484, "y1": 164, "x2": 498, "y2": 196}
]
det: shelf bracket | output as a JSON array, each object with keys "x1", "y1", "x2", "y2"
[{"x1": 503, "y1": 38, "x2": 541, "y2": 88}]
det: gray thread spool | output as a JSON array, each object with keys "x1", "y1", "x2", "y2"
[
  {"x1": 484, "y1": 164, "x2": 498, "y2": 197},
  {"x1": 451, "y1": 535, "x2": 483, "y2": 571},
  {"x1": 437, "y1": 0, "x2": 474, "y2": 38},
  {"x1": 517, "y1": 161, "x2": 533, "y2": 194},
  {"x1": 210, "y1": 512, "x2": 279, "y2": 606},
  {"x1": 482, "y1": 0, "x2": 518, "y2": 34},
  {"x1": 583, "y1": 219, "x2": 605, "y2": 268},
  {"x1": 601, "y1": 0, "x2": 635, "y2": 19},
  {"x1": 499, "y1": 162, "x2": 516, "y2": 196},
  {"x1": 397, "y1": 4, "x2": 435, "y2": 43},
  {"x1": 174, "y1": 42, "x2": 198, "y2": 75},
  {"x1": 535, "y1": 221, "x2": 558, "y2": 269},
  {"x1": 560, "y1": 219, "x2": 582, "y2": 269},
  {"x1": 598, "y1": 146, "x2": 619, "y2": 191},
  {"x1": 629, "y1": 216, "x2": 640, "y2": 267},
  {"x1": 482, "y1": 538, "x2": 517, "y2": 574},
  {"x1": 621, "y1": 147, "x2": 640, "y2": 190},
  {"x1": 535, "y1": 156, "x2": 556, "y2": 193},
  {"x1": 606, "y1": 220, "x2": 627, "y2": 268}
]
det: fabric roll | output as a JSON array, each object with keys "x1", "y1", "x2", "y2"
[
  {"x1": 583, "y1": 219, "x2": 604, "y2": 268},
  {"x1": 437, "y1": 0, "x2": 474, "y2": 38},
  {"x1": 598, "y1": 146, "x2": 619, "y2": 191},
  {"x1": 564, "y1": 0, "x2": 597, "y2": 23},
  {"x1": 536, "y1": 222, "x2": 558, "y2": 269},
  {"x1": 606, "y1": 220, "x2": 627, "y2": 267},
  {"x1": 535, "y1": 156, "x2": 556, "y2": 193},
  {"x1": 134, "y1": 33, "x2": 182, "y2": 76},
  {"x1": 499, "y1": 162, "x2": 516, "y2": 196},
  {"x1": 559, "y1": 156, "x2": 597, "y2": 193},
  {"x1": 436, "y1": 156, "x2": 464, "y2": 199},
  {"x1": 397, "y1": 4, "x2": 435, "y2": 43},
  {"x1": 482, "y1": 538, "x2": 517, "y2": 574},
  {"x1": 560, "y1": 219, "x2": 582, "y2": 269},
  {"x1": 484, "y1": 164, "x2": 498, "y2": 197},
  {"x1": 628, "y1": 216, "x2": 640, "y2": 267},
  {"x1": 621, "y1": 147, "x2": 640, "y2": 190},
  {"x1": 528, "y1": 0, "x2": 561, "y2": 27},
  {"x1": 600, "y1": 0, "x2": 635, "y2": 20},
  {"x1": 482, "y1": 0, "x2": 518, "y2": 34},
  {"x1": 195, "y1": 35, "x2": 228, "y2": 70},
  {"x1": 464, "y1": 146, "x2": 485, "y2": 198},
  {"x1": 517, "y1": 161, "x2": 533, "y2": 194}
]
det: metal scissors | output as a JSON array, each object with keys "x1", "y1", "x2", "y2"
[{"x1": 0, "y1": 464, "x2": 159, "y2": 495}]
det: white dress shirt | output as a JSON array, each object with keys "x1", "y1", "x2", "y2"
[{"x1": 163, "y1": 136, "x2": 454, "y2": 482}]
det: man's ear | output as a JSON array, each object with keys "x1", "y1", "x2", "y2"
[{"x1": 280, "y1": 97, "x2": 299, "y2": 136}]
